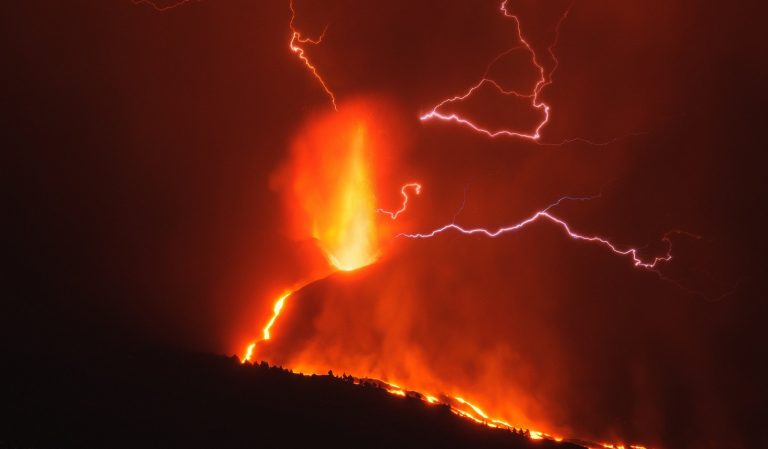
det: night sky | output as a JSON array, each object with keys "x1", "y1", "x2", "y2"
[{"x1": 2, "y1": 1, "x2": 766, "y2": 448}]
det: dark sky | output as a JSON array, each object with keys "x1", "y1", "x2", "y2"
[{"x1": 2, "y1": 1, "x2": 766, "y2": 448}]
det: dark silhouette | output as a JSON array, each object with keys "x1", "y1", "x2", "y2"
[{"x1": 0, "y1": 348, "x2": 586, "y2": 449}]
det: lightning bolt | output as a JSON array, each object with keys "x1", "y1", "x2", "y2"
[
  {"x1": 132, "y1": 1, "x2": 691, "y2": 446},
  {"x1": 419, "y1": 1, "x2": 573, "y2": 141},
  {"x1": 399, "y1": 195, "x2": 678, "y2": 270},
  {"x1": 377, "y1": 182, "x2": 422, "y2": 220},
  {"x1": 242, "y1": 181, "x2": 423, "y2": 364},
  {"x1": 133, "y1": 0, "x2": 338, "y2": 110},
  {"x1": 288, "y1": 0, "x2": 337, "y2": 110}
]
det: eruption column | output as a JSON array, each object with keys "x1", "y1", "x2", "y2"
[
  {"x1": 242, "y1": 102, "x2": 384, "y2": 362},
  {"x1": 132, "y1": 1, "x2": 668, "y2": 446}
]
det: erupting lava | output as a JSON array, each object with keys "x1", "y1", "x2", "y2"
[
  {"x1": 242, "y1": 100, "x2": 398, "y2": 363},
  {"x1": 281, "y1": 104, "x2": 382, "y2": 272},
  {"x1": 317, "y1": 130, "x2": 378, "y2": 272},
  {"x1": 240, "y1": 3, "x2": 673, "y2": 448},
  {"x1": 137, "y1": 1, "x2": 694, "y2": 447}
]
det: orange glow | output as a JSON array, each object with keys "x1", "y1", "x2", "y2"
[
  {"x1": 238, "y1": 362, "x2": 613, "y2": 446},
  {"x1": 240, "y1": 290, "x2": 292, "y2": 364},
  {"x1": 263, "y1": 292, "x2": 290, "y2": 341},
  {"x1": 243, "y1": 100, "x2": 400, "y2": 369},
  {"x1": 248, "y1": 99, "x2": 647, "y2": 448},
  {"x1": 277, "y1": 102, "x2": 392, "y2": 272},
  {"x1": 455, "y1": 397, "x2": 490, "y2": 420},
  {"x1": 601, "y1": 445, "x2": 648, "y2": 449},
  {"x1": 241, "y1": 343, "x2": 255, "y2": 363},
  {"x1": 315, "y1": 124, "x2": 379, "y2": 271},
  {"x1": 529, "y1": 430, "x2": 544, "y2": 440}
]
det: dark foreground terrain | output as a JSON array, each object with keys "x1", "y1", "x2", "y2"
[{"x1": 0, "y1": 348, "x2": 586, "y2": 449}]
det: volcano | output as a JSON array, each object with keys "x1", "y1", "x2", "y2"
[{"x1": 3, "y1": 1, "x2": 764, "y2": 449}]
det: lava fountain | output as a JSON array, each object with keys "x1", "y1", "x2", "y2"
[
  {"x1": 279, "y1": 101, "x2": 390, "y2": 272},
  {"x1": 242, "y1": 99, "x2": 403, "y2": 362}
]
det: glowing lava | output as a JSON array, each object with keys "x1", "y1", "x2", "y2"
[
  {"x1": 279, "y1": 104, "x2": 385, "y2": 272},
  {"x1": 313, "y1": 125, "x2": 378, "y2": 271},
  {"x1": 241, "y1": 291, "x2": 292, "y2": 363},
  {"x1": 135, "y1": 2, "x2": 673, "y2": 447},
  {"x1": 263, "y1": 292, "x2": 290, "y2": 340},
  {"x1": 241, "y1": 343, "x2": 255, "y2": 364},
  {"x1": 244, "y1": 101, "x2": 396, "y2": 362},
  {"x1": 347, "y1": 377, "x2": 567, "y2": 443}
]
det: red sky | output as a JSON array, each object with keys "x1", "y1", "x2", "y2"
[{"x1": 2, "y1": 1, "x2": 766, "y2": 448}]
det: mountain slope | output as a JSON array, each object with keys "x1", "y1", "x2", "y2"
[{"x1": 1, "y1": 349, "x2": 585, "y2": 449}]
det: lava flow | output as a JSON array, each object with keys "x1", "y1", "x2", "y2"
[
  {"x1": 239, "y1": 3, "x2": 667, "y2": 447},
  {"x1": 241, "y1": 100, "x2": 398, "y2": 363},
  {"x1": 280, "y1": 104, "x2": 383, "y2": 272},
  {"x1": 135, "y1": 1, "x2": 689, "y2": 447},
  {"x1": 241, "y1": 177, "x2": 671, "y2": 448},
  {"x1": 241, "y1": 291, "x2": 290, "y2": 363}
]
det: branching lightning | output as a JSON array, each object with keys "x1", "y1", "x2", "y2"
[
  {"x1": 134, "y1": 0, "x2": 339, "y2": 114},
  {"x1": 400, "y1": 195, "x2": 678, "y2": 270},
  {"x1": 135, "y1": 0, "x2": 695, "y2": 446},
  {"x1": 419, "y1": 1, "x2": 573, "y2": 141},
  {"x1": 289, "y1": 0, "x2": 338, "y2": 110},
  {"x1": 377, "y1": 183, "x2": 422, "y2": 220}
]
